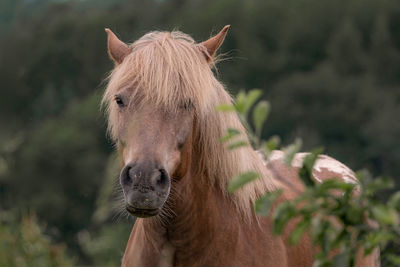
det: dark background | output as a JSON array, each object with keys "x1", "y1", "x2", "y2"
[{"x1": 0, "y1": 0, "x2": 399, "y2": 265}]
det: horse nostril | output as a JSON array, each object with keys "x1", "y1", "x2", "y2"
[
  {"x1": 120, "y1": 163, "x2": 136, "y2": 186},
  {"x1": 122, "y1": 167, "x2": 131, "y2": 185},
  {"x1": 158, "y1": 169, "x2": 168, "y2": 186}
]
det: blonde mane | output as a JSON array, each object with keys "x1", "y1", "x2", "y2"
[{"x1": 103, "y1": 30, "x2": 281, "y2": 217}]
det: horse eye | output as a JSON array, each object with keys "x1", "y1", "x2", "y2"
[
  {"x1": 182, "y1": 100, "x2": 194, "y2": 110},
  {"x1": 114, "y1": 95, "x2": 125, "y2": 107}
]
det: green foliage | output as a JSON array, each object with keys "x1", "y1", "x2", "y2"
[
  {"x1": 252, "y1": 100, "x2": 270, "y2": 137},
  {"x1": 220, "y1": 128, "x2": 241, "y2": 143},
  {"x1": 79, "y1": 223, "x2": 132, "y2": 267},
  {"x1": 254, "y1": 189, "x2": 282, "y2": 216},
  {"x1": 225, "y1": 89, "x2": 400, "y2": 266},
  {"x1": 228, "y1": 171, "x2": 259, "y2": 193},
  {"x1": 0, "y1": 93, "x2": 131, "y2": 264},
  {"x1": 235, "y1": 89, "x2": 262, "y2": 117},
  {"x1": 261, "y1": 136, "x2": 281, "y2": 157},
  {"x1": 282, "y1": 138, "x2": 302, "y2": 165},
  {"x1": 0, "y1": 212, "x2": 74, "y2": 267},
  {"x1": 298, "y1": 147, "x2": 323, "y2": 187}
]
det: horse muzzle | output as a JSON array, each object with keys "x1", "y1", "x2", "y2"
[{"x1": 120, "y1": 162, "x2": 171, "y2": 218}]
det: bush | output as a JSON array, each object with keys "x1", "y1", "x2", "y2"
[
  {"x1": 0, "y1": 212, "x2": 74, "y2": 267},
  {"x1": 222, "y1": 89, "x2": 400, "y2": 267}
]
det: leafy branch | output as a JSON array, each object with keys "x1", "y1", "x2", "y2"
[{"x1": 219, "y1": 89, "x2": 400, "y2": 267}]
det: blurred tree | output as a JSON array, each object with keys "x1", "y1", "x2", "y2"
[
  {"x1": 327, "y1": 20, "x2": 367, "y2": 75},
  {"x1": 370, "y1": 14, "x2": 400, "y2": 84},
  {"x1": 0, "y1": 212, "x2": 74, "y2": 267},
  {"x1": 1, "y1": 93, "x2": 113, "y2": 261}
]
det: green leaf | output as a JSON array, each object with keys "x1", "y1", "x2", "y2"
[
  {"x1": 283, "y1": 138, "x2": 302, "y2": 165},
  {"x1": 242, "y1": 89, "x2": 262, "y2": 116},
  {"x1": 254, "y1": 189, "x2": 283, "y2": 216},
  {"x1": 364, "y1": 231, "x2": 393, "y2": 254},
  {"x1": 318, "y1": 179, "x2": 355, "y2": 192},
  {"x1": 220, "y1": 128, "x2": 241, "y2": 142},
  {"x1": 343, "y1": 205, "x2": 364, "y2": 225},
  {"x1": 216, "y1": 104, "x2": 236, "y2": 112},
  {"x1": 265, "y1": 136, "x2": 280, "y2": 150},
  {"x1": 303, "y1": 147, "x2": 324, "y2": 169},
  {"x1": 262, "y1": 136, "x2": 281, "y2": 157},
  {"x1": 234, "y1": 90, "x2": 247, "y2": 114},
  {"x1": 252, "y1": 100, "x2": 270, "y2": 134},
  {"x1": 371, "y1": 205, "x2": 399, "y2": 226},
  {"x1": 387, "y1": 254, "x2": 400, "y2": 266},
  {"x1": 289, "y1": 218, "x2": 310, "y2": 245},
  {"x1": 368, "y1": 176, "x2": 394, "y2": 192},
  {"x1": 273, "y1": 202, "x2": 296, "y2": 234},
  {"x1": 228, "y1": 171, "x2": 259, "y2": 193},
  {"x1": 298, "y1": 147, "x2": 323, "y2": 187},
  {"x1": 310, "y1": 219, "x2": 333, "y2": 253},
  {"x1": 227, "y1": 140, "x2": 248, "y2": 150}
]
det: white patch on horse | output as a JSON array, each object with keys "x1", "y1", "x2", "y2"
[
  {"x1": 158, "y1": 241, "x2": 175, "y2": 267},
  {"x1": 267, "y1": 150, "x2": 284, "y2": 162},
  {"x1": 267, "y1": 151, "x2": 357, "y2": 184}
]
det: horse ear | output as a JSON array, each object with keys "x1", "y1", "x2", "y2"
[
  {"x1": 105, "y1": 28, "x2": 131, "y2": 64},
  {"x1": 200, "y1": 25, "x2": 230, "y2": 62}
]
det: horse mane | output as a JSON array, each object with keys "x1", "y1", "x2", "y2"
[{"x1": 103, "y1": 30, "x2": 281, "y2": 219}]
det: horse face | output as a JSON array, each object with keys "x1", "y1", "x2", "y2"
[
  {"x1": 104, "y1": 26, "x2": 230, "y2": 218},
  {"x1": 116, "y1": 99, "x2": 194, "y2": 218}
]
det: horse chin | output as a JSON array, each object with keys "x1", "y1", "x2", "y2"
[{"x1": 125, "y1": 205, "x2": 160, "y2": 218}]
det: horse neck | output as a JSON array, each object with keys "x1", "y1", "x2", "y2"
[
  {"x1": 141, "y1": 90, "x2": 276, "y2": 246},
  {"x1": 141, "y1": 109, "x2": 246, "y2": 245},
  {"x1": 160, "y1": 170, "x2": 240, "y2": 252}
]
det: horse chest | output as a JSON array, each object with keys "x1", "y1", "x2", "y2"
[{"x1": 158, "y1": 241, "x2": 175, "y2": 267}]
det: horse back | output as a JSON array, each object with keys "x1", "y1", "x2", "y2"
[{"x1": 265, "y1": 151, "x2": 379, "y2": 267}]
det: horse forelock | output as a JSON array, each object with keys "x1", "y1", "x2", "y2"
[
  {"x1": 102, "y1": 29, "x2": 280, "y2": 221},
  {"x1": 103, "y1": 30, "x2": 219, "y2": 130}
]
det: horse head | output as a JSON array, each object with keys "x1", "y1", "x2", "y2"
[{"x1": 103, "y1": 26, "x2": 229, "y2": 218}]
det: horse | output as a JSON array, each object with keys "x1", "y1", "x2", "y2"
[{"x1": 102, "y1": 26, "x2": 380, "y2": 267}]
